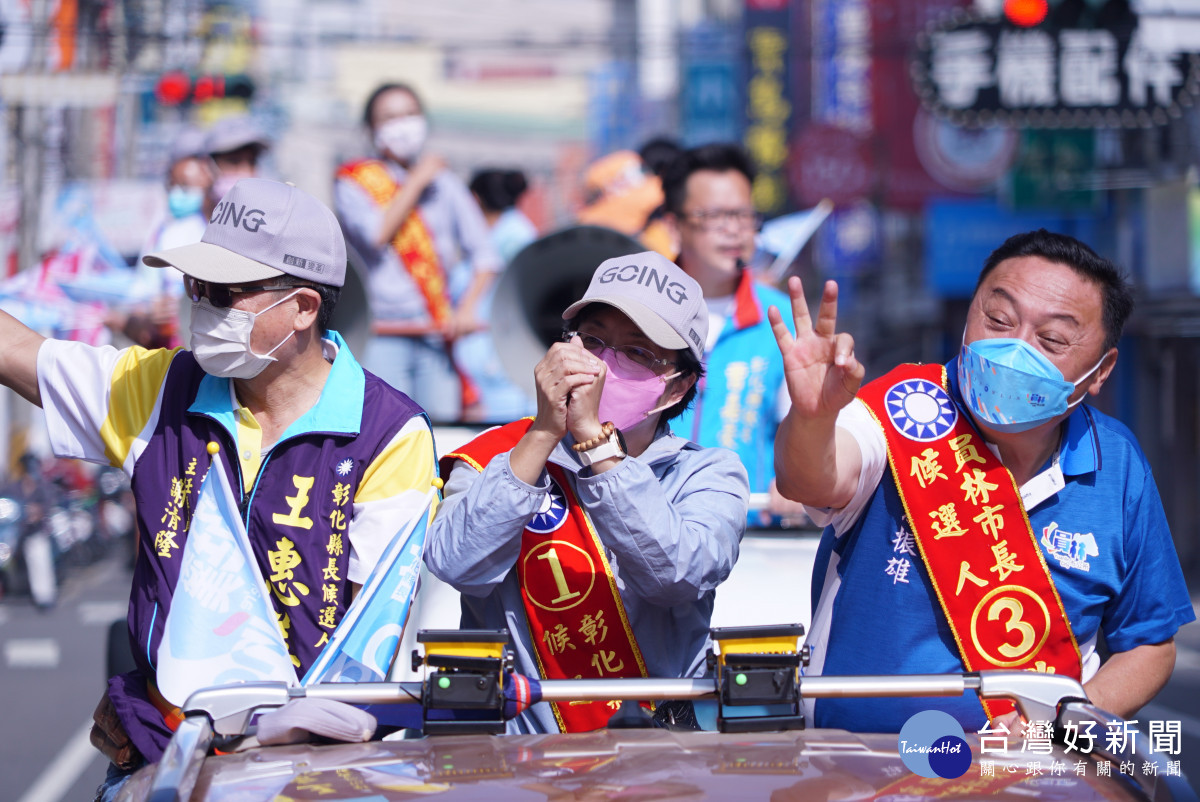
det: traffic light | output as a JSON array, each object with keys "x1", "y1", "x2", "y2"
[
  {"x1": 1004, "y1": 0, "x2": 1049, "y2": 27},
  {"x1": 154, "y1": 72, "x2": 255, "y2": 106}
]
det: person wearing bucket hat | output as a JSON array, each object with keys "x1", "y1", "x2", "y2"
[
  {"x1": 0, "y1": 178, "x2": 437, "y2": 789},
  {"x1": 427, "y1": 250, "x2": 749, "y2": 734}
]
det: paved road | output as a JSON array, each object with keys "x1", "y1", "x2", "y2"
[
  {"x1": 2, "y1": 553, "x2": 1198, "y2": 801},
  {"x1": 0, "y1": 558, "x2": 129, "y2": 802}
]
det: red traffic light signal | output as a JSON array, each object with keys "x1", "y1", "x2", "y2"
[
  {"x1": 1005, "y1": 0, "x2": 1048, "y2": 26},
  {"x1": 155, "y1": 71, "x2": 190, "y2": 105},
  {"x1": 192, "y1": 75, "x2": 223, "y2": 103},
  {"x1": 153, "y1": 73, "x2": 255, "y2": 105}
]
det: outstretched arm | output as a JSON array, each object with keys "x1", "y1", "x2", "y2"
[
  {"x1": 770, "y1": 277, "x2": 865, "y2": 510},
  {"x1": 0, "y1": 309, "x2": 45, "y2": 406}
]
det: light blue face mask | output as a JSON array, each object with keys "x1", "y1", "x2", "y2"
[
  {"x1": 957, "y1": 338, "x2": 1104, "y2": 434},
  {"x1": 167, "y1": 185, "x2": 205, "y2": 219}
]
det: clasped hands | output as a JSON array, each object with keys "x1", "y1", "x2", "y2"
[{"x1": 529, "y1": 335, "x2": 608, "y2": 447}]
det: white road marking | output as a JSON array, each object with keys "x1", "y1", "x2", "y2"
[
  {"x1": 15, "y1": 719, "x2": 99, "y2": 802},
  {"x1": 4, "y1": 638, "x2": 60, "y2": 668},
  {"x1": 79, "y1": 601, "x2": 127, "y2": 626}
]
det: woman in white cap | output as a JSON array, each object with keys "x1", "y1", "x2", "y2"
[{"x1": 427, "y1": 250, "x2": 749, "y2": 734}]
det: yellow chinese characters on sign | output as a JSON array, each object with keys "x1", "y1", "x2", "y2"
[{"x1": 745, "y1": 25, "x2": 791, "y2": 213}]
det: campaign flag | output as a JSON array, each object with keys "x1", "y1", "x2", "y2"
[
  {"x1": 156, "y1": 453, "x2": 297, "y2": 707},
  {"x1": 302, "y1": 489, "x2": 435, "y2": 685},
  {"x1": 758, "y1": 200, "x2": 834, "y2": 282}
]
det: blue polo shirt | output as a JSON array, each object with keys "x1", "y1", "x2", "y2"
[{"x1": 804, "y1": 359, "x2": 1195, "y2": 733}]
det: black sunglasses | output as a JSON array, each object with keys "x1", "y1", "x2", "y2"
[{"x1": 185, "y1": 277, "x2": 312, "y2": 309}]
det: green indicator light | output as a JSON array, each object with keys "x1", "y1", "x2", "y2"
[
  {"x1": 735, "y1": 673, "x2": 748, "y2": 686},
  {"x1": 438, "y1": 676, "x2": 451, "y2": 689}
]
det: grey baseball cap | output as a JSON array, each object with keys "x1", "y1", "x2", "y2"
[
  {"x1": 205, "y1": 115, "x2": 270, "y2": 157},
  {"x1": 562, "y1": 251, "x2": 708, "y2": 362},
  {"x1": 168, "y1": 127, "x2": 209, "y2": 165},
  {"x1": 143, "y1": 178, "x2": 347, "y2": 288}
]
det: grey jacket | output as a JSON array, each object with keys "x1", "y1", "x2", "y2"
[{"x1": 425, "y1": 427, "x2": 749, "y2": 733}]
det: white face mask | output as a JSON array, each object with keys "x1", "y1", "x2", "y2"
[
  {"x1": 374, "y1": 115, "x2": 428, "y2": 163},
  {"x1": 189, "y1": 290, "x2": 300, "y2": 379}
]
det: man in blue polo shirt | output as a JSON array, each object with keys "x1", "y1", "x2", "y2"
[
  {"x1": 0, "y1": 179, "x2": 436, "y2": 796},
  {"x1": 771, "y1": 229, "x2": 1194, "y2": 733}
]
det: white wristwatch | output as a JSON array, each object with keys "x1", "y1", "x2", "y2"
[{"x1": 578, "y1": 431, "x2": 625, "y2": 466}]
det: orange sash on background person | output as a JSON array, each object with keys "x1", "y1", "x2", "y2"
[
  {"x1": 337, "y1": 159, "x2": 479, "y2": 408},
  {"x1": 441, "y1": 420, "x2": 650, "y2": 732},
  {"x1": 857, "y1": 364, "x2": 1082, "y2": 721}
]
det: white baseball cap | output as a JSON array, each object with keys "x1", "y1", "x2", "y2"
[{"x1": 562, "y1": 251, "x2": 708, "y2": 362}]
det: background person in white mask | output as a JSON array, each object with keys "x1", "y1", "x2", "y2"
[
  {"x1": 334, "y1": 81, "x2": 499, "y2": 421},
  {"x1": 116, "y1": 128, "x2": 218, "y2": 349}
]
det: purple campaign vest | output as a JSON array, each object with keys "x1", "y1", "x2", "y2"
[{"x1": 110, "y1": 350, "x2": 427, "y2": 761}]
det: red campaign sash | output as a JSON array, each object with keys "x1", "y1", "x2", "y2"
[
  {"x1": 337, "y1": 160, "x2": 451, "y2": 323},
  {"x1": 442, "y1": 420, "x2": 650, "y2": 732},
  {"x1": 337, "y1": 159, "x2": 479, "y2": 408},
  {"x1": 858, "y1": 364, "x2": 1081, "y2": 720},
  {"x1": 869, "y1": 770, "x2": 1021, "y2": 800}
]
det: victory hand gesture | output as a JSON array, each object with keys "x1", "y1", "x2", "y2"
[{"x1": 768, "y1": 277, "x2": 864, "y2": 421}]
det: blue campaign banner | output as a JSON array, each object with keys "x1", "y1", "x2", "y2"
[
  {"x1": 156, "y1": 454, "x2": 297, "y2": 707},
  {"x1": 588, "y1": 61, "x2": 637, "y2": 156},
  {"x1": 924, "y1": 199, "x2": 1099, "y2": 298},
  {"x1": 302, "y1": 490, "x2": 434, "y2": 685},
  {"x1": 682, "y1": 61, "x2": 740, "y2": 146},
  {"x1": 680, "y1": 22, "x2": 740, "y2": 147}
]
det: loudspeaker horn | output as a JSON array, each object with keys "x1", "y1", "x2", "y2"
[
  {"x1": 330, "y1": 244, "x2": 373, "y2": 357},
  {"x1": 492, "y1": 225, "x2": 646, "y2": 398}
]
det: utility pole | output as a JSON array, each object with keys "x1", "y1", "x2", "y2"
[{"x1": 15, "y1": 0, "x2": 48, "y2": 276}]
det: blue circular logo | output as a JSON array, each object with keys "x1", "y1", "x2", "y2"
[
  {"x1": 898, "y1": 710, "x2": 972, "y2": 779},
  {"x1": 885, "y1": 379, "x2": 958, "y2": 442},
  {"x1": 527, "y1": 477, "x2": 569, "y2": 534}
]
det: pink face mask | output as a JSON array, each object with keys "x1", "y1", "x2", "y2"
[{"x1": 596, "y1": 350, "x2": 679, "y2": 432}]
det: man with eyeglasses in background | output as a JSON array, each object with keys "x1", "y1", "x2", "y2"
[
  {"x1": 661, "y1": 143, "x2": 803, "y2": 526},
  {"x1": 427, "y1": 251, "x2": 749, "y2": 734},
  {"x1": 0, "y1": 178, "x2": 437, "y2": 799}
]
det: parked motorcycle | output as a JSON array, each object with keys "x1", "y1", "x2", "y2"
[{"x1": 0, "y1": 496, "x2": 22, "y2": 599}]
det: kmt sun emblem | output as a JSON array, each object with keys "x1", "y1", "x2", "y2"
[
  {"x1": 336, "y1": 458, "x2": 354, "y2": 477},
  {"x1": 885, "y1": 379, "x2": 957, "y2": 442},
  {"x1": 527, "y1": 477, "x2": 569, "y2": 534}
]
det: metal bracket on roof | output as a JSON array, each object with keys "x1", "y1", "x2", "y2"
[{"x1": 708, "y1": 624, "x2": 808, "y2": 733}]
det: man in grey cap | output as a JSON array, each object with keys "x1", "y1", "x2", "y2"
[
  {"x1": 206, "y1": 114, "x2": 271, "y2": 202},
  {"x1": 427, "y1": 250, "x2": 749, "y2": 734},
  {"x1": 0, "y1": 179, "x2": 437, "y2": 792}
]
